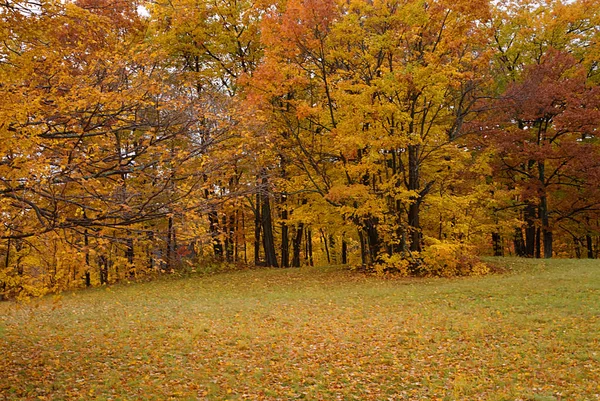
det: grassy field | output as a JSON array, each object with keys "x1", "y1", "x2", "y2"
[{"x1": 1, "y1": 258, "x2": 599, "y2": 400}]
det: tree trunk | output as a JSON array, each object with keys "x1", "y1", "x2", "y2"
[
  {"x1": 535, "y1": 227, "x2": 541, "y2": 259},
  {"x1": 305, "y1": 227, "x2": 314, "y2": 267},
  {"x1": 4, "y1": 238, "x2": 10, "y2": 269},
  {"x1": 408, "y1": 144, "x2": 422, "y2": 252},
  {"x1": 166, "y1": 215, "x2": 176, "y2": 270},
  {"x1": 492, "y1": 232, "x2": 503, "y2": 256},
  {"x1": 84, "y1": 229, "x2": 91, "y2": 287},
  {"x1": 341, "y1": 234, "x2": 348, "y2": 265},
  {"x1": 364, "y1": 218, "x2": 381, "y2": 264},
  {"x1": 241, "y1": 210, "x2": 247, "y2": 264},
  {"x1": 320, "y1": 228, "x2": 331, "y2": 264},
  {"x1": 329, "y1": 235, "x2": 336, "y2": 264},
  {"x1": 280, "y1": 196, "x2": 289, "y2": 268},
  {"x1": 514, "y1": 228, "x2": 526, "y2": 257},
  {"x1": 147, "y1": 231, "x2": 155, "y2": 270},
  {"x1": 408, "y1": 203, "x2": 421, "y2": 252},
  {"x1": 224, "y1": 213, "x2": 235, "y2": 262},
  {"x1": 358, "y1": 228, "x2": 367, "y2": 266},
  {"x1": 209, "y1": 210, "x2": 223, "y2": 260},
  {"x1": 126, "y1": 236, "x2": 135, "y2": 278},
  {"x1": 261, "y1": 181, "x2": 278, "y2": 267},
  {"x1": 586, "y1": 234, "x2": 594, "y2": 259},
  {"x1": 99, "y1": 255, "x2": 109, "y2": 285},
  {"x1": 524, "y1": 203, "x2": 536, "y2": 257},
  {"x1": 573, "y1": 235, "x2": 582, "y2": 259},
  {"x1": 292, "y1": 223, "x2": 303, "y2": 268},
  {"x1": 254, "y1": 192, "x2": 261, "y2": 265},
  {"x1": 538, "y1": 160, "x2": 552, "y2": 258}
]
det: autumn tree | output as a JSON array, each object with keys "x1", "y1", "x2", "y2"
[
  {"x1": 0, "y1": 0, "x2": 222, "y2": 296},
  {"x1": 482, "y1": 0, "x2": 600, "y2": 258},
  {"x1": 148, "y1": 0, "x2": 284, "y2": 266},
  {"x1": 253, "y1": 0, "x2": 492, "y2": 272}
]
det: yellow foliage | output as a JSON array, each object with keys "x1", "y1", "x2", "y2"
[
  {"x1": 374, "y1": 253, "x2": 411, "y2": 276},
  {"x1": 420, "y1": 242, "x2": 489, "y2": 277}
]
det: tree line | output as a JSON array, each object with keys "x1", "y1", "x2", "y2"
[{"x1": 1, "y1": 0, "x2": 599, "y2": 297}]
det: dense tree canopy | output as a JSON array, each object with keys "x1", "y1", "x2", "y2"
[{"x1": 1, "y1": 0, "x2": 599, "y2": 297}]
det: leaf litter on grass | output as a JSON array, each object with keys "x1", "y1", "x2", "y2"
[{"x1": 1, "y1": 259, "x2": 599, "y2": 400}]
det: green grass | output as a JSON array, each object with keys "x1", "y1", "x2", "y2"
[{"x1": 1, "y1": 258, "x2": 599, "y2": 400}]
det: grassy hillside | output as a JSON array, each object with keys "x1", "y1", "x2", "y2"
[{"x1": 1, "y1": 258, "x2": 599, "y2": 400}]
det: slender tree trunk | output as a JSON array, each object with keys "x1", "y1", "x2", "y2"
[
  {"x1": 341, "y1": 234, "x2": 348, "y2": 265},
  {"x1": 292, "y1": 223, "x2": 304, "y2": 268},
  {"x1": 538, "y1": 160, "x2": 552, "y2": 258},
  {"x1": 492, "y1": 232, "x2": 503, "y2": 256},
  {"x1": 358, "y1": 228, "x2": 367, "y2": 266},
  {"x1": 329, "y1": 235, "x2": 336, "y2": 264},
  {"x1": 223, "y1": 213, "x2": 235, "y2": 262},
  {"x1": 535, "y1": 227, "x2": 542, "y2": 259},
  {"x1": 242, "y1": 210, "x2": 247, "y2": 264},
  {"x1": 147, "y1": 231, "x2": 155, "y2": 270},
  {"x1": 254, "y1": 192, "x2": 261, "y2": 265},
  {"x1": 261, "y1": 183, "x2": 278, "y2": 267},
  {"x1": 126, "y1": 236, "x2": 135, "y2": 278},
  {"x1": 166, "y1": 215, "x2": 177, "y2": 269},
  {"x1": 13, "y1": 240, "x2": 24, "y2": 276},
  {"x1": 586, "y1": 234, "x2": 594, "y2": 259},
  {"x1": 84, "y1": 230, "x2": 91, "y2": 287},
  {"x1": 320, "y1": 228, "x2": 331, "y2": 264},
  {"x1": 306, "y1": 227, "x2": 314, "y2": 267},
  {"x1": 573, "y1": 235, "x2": 582, "y2": 258},
  {"x1": 4, "y1": 238, "x2": 10, "y2": 269},
  {"x1": 524, "y1": 203, "x2": 536, "y2": 257},
  {"x1": 99, "y1": 255, "x2": 108, "y2": 285},
  {"x1": 209, "y1": 211, "x2": 223, "y2": 259},
  {"x1": 280, "y1": 196, "x2": 289, "y2": 268},
  {"x1": 408, "y1": 144, "x2": 422, "y2": 252},
  {"x1": 366, "y1": 220, "x2": 380, "y2": 263},
  {"x1": 234, "y1": 210, "x2": 239, "y2": 263},
  {"x1": 514, "y1": 227, "x2": 526, "y2": 257},
  {"x1": 229, "y1": 213, "x2": 235, "y2": 261}
]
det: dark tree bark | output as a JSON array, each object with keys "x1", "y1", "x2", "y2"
[
  {"x1": 535, "y1": 227, "x2": 541, "y2": 259},
  {"x1": 573, "y1": 235, "x2": 582, "y2": 259},
  {"x1": 329, "y1": 235, "x2": 336, "y2": 264},
  {"x1": 492, "y1": 232, "x2": 503, "y2": 256},
  {"x1": 223, "y1": 213, "x2": 235, "y2": 262},
  {"x1": 365, "y1": 218, "x2": 381, "y2": 264},
  {"x1": 4, "y1": 238, "x2": 10, "y2": 269},
  {"x1": 126, "y1": 235, "x2": 135, "y2": 278},
  {"x1": 341, "y1": 235, "x2": 348, "y2": 265},
  {"x1": 292, "y1": 223, "x2": 304, "y2": 268},
  {"x1": 254, "y1": 192, "x2": 261, "y2": 265},
  {"x1": 408, "y1": 144, "x2": 423, "y2": 252},
  {"x1": 147, "y1": 231, "x2": 155, "y2": 270},
  {"x1": 358, "y1": 228, "x2": 367, "y2": 266},
  {"x1": 84, "y1": 229, "x2": 91, "y2": 287},
  {"x1": 280, "y1": 195, "x2": 289, "y2": 268},
  {"x1": 166, "y1": 215, "x2": 176, "y2": 269},
  {"x1": 305, "y1": 227, "x2": 314, "y2": 267},
  {"x1": 586, "y1": 234, "x2": 594, "y2": 259},
  {"x1": 261, "y1": 179, "x2": 278, "y2": 267},
  {"x1": 99, "y1": 255, "x2": 109, "y2": 285},
  {"x1": 208, "y1": 210, "x2": 223, "y2": 259},
  {"x1": 524, "y1": 203, "x2": 536, "y2": 258},
  {"x1": 320, "y1": 228, "x2": 331, "y2": 264},
  {"x1": 514, "y1": 228, "x2": 526, "y2": 257},
  {"x1": 538, "y1": 161, "x2": 552, "y2": 258}
]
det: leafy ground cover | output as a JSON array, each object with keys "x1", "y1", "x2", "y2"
[{"x1": 1, "y1": 258, "x2": 599, "y2": 400}]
